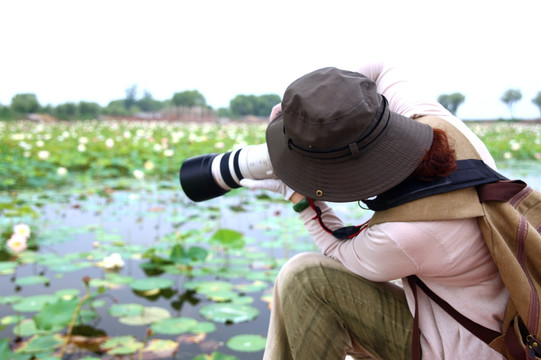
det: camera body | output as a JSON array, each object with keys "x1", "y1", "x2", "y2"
[{"x1": 179, "y1": 144, "x2": 275, "y2": 202}]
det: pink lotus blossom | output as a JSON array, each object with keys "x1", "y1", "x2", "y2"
[{"x1": 7, "y1": 234, "x2": 27, "y2": 253}]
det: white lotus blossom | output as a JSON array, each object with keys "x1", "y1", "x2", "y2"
[
  {"x1": 163, "y1": 149, "x2": 174, "y2": 157},
  {"x1": 105, "y1": 138, "x2": 115, "y2": 148},
  {"x1": 133, "y1": 169, "x2": 144, "y2": 180},
  {"x1": 38, "y1": 150, "x2": 50, "y2": 160},
  {"x1": 13, "y1": 223, "x2": 31, "y2": 238},
  {"x1": 100, "y1": 253, "x2": 125, "y2": 270},
  {"x1": 57, "y1": 167, "x2": 68, "y2": 176}
]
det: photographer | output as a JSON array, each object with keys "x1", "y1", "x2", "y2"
[{"x1": 241, "y1": 63, "x2": 507, "y2": 359}]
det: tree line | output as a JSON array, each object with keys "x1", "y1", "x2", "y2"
[
  {"x1": 439, "y1": 89, "x2": 541, "y2": 119},
  {"x1": 1, "y1": 85, "x2": 541, "y2": 121},
  {"x1": 0, "y1": 85, "x2": 281, "y2": 121}
]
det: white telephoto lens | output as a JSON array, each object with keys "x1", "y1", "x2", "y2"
[
  {"x1": 238, "y1": 144, "x2": 275, "y2": 180},
  {"x1": 210, "y1": 153, "x2": 233, "y2": 190}
]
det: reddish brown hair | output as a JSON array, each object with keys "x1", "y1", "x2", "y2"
[{"x1": 411, "y1": 128, "x2": 458, "y2": 181}]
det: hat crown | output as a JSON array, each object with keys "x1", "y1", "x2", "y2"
[{"x1": 282, "y1": 67, "x2": 384, "y2": 150}]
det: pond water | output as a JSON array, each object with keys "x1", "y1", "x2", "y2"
[{"x1": 0, "y1": 161, "x2": 540, "y2": 359}]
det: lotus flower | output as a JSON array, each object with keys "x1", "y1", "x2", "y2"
[{"x1": 7, "y1": 234, "x2": 27, "y2": 253}]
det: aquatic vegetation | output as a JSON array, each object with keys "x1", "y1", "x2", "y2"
[{"x1": 0, "y1": 119, "x2": 539, "y2": 359}]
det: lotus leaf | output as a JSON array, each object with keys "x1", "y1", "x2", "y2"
[
  {"x1": 118, "y1": 306, "x2": 170, "y2": 326},
  {"x1": 14, "y1": 334, "x2": 63, "y2": 354},
  {"x1": 14, "y1": 275, "x2": 49, "y2": 286},
  {"x1": 199, "y1": 303, "x2": 259, "y2": 324},
  {"x1": 227, "y1": 334, "x2": 266, "y2": 352},
  {"x1": 150, "y1": 317, "x2": 197, "y2": 335},
  {"x1": 12, "y1": 294, "x2": 57, "y2": 313}
]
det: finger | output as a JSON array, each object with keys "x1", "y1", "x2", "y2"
[{"x1": 269, "y1": 103, "x2": 282, "y2": 123}]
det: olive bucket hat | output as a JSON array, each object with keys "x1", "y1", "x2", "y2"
[{"x1": 266, "y1": 67, "x2": 434, "y2": 202}]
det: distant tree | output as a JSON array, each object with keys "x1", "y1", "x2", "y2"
[
  {"x1": 11, "y1": 93, "x2": 40, "y2": 114},
  {"x1": 437, "y1": 93, "x2": 465, "y2": 115},
  {"x1": 230, "y1": 94, "x2": 281, "y2": 117},
  {"x1": 171, "y1": 90, "x2": 207, "y2": 108},
  {"x1": 78, "y1": 101, "x2": 102, "y2": 119},
  {"x1": 124, "y1": 84, "x2": 138, "y2": 110},
  {"x1": 137, "y1": 91, "x2": 163, "y2": 112},
  {"x1": 230, "y1": 95, "x2": 256, "y2": 116},
  {"x1": 255, "y1": 94, "x2": 281, "y2": 117},
  {"x1": 55, "y1": 102, "x2": 78, "y2": 120},
  {"x1": 532, "y1": 91, "x2": 541, "y2": 119},
  {"x1": 217, "y1": 107, "x2": 231, "y2": 118},
  {"x1": 501, "y1": 89, "x2": 522, "y2": 119},
  {"x1": 103, "y1": 99, "x2": 134, "y2": 116},
  {"x1": 0, "y1": 104, "x2": 15, "y2": 120}
]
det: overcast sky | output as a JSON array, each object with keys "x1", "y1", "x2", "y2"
[{"x1": 1, "y1": 0, "x2": 540, "y2": 120}]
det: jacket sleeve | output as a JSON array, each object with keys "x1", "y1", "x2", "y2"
[{"x1": 298, "y1": 201, "x2": 419, "y2": 281}]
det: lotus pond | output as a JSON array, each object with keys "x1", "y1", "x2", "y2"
[{"x1": 0, "y1": 120, "x2": 540, "y2": 360}]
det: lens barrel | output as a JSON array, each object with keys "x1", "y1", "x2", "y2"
[
  {"x1": 179, "y1": 154, "x2": 230, "y2": 202},
  {"x1": 179, "y1": 144, "x2": 274, "y2": 202}
]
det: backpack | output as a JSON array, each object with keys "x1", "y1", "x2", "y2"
[{"x1": 364, "y1": 160, "x2": 541, "y2": 360}]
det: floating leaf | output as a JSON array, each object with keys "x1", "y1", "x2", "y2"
[
  {"x1": 108, "y1": 303, "x2": 144, "y2": 317},
  {"x1": 227, "y1": 334, "x2": 266, "y2": 352},
  {"x1": 0, "y1": 295, "x2": 23, "y2": 305},
  {"x1": 54, "y1": 288, "x2": 80, "y2": 300},
  {"x1": 1, "y1": 314, "x2": 24, "y2": 326},
  {"x1": 14, "y1": 275, "x2": 49, "y2": 286},
  {"x1": 100, "y1": 335, "x2": 144, "y2": 355},
  {"x1": 192, "y1": 351, "x2": 239, "y2": 360},
  {"x1": 0, "y1": 262, "x2": 17, "y2": 275},
  {"x1": 199, "y1": 303, "x2": 259, "y2": 324},
  {"x1": 234, "y1": 281, "x2": 268, "y2": 293},
  {"x1": 191, "y1": 321, "x2": 216, "y2": 334},
  {"x1": 150, "y1": 317, "x2": 198, "y2": 335},
  {"x1": 14, "y1": 334, "x2": 63, "y2": 354},
  {"x1": 118, "y1": 306, "x2": 170, "y2": 326},
  {"x1": 12, "y1": 294, "x2": 57, "y2": 313},
  {"x1": 142, "y1": 339, "x2": 179, "y2": 359}
]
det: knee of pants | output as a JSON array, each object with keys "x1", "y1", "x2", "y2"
[{"x1": 275, "y1": 252, "x2": 339, "y2": 294}]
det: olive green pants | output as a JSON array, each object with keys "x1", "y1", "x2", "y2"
[{"x1": 263, "y1": 252, "x2": 413, "y2": 360}]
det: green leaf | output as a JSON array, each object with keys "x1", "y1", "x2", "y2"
[
  {"x1": 0, "y1": 338, "x2": 29, "y2": 360},
  {"x1": 12, "y1": 295, "x2": 57, "y2": 313},
  {"x1": 108, "y1": 303, "x2": 144, "y2": 317},
  {"x1": 169, "y1": 244, "x2": 184, "y2": 264},
  {"x1": 15, "y1": 275, "x2": 49, "y2": 286},
  {"x1": 14, "y1": 334, "x2": 62, "y2": 354},
  {"x1": 150, "y1": 317, "x2": 198, "y2": 335},
  {"x1": 100, "y1": 335, "x2": 143, "y2": 355},
  {"x1": 227, "y1": 334, "x2": 266, "y2": 352},
  {"x1": 210, "y1": 229, "x2": 245, "y2": 249},
  {"x1": 192, "y1": 351, "x2": 239, "y2": 360},
  {"x1": 199, "y1": 303, "x2": 259, "y2": 324},
  {"x1": 33, "y1": 297, "x2": 78, "y2": 331}
]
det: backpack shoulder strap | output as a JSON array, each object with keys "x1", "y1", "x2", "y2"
[{"x1": 363, "y1": 159, "x2": 506, "y2": 211}]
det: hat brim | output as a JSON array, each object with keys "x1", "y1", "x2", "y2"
[{"x1": 266, "y1": 108, "x2": 434, "y2": 202}]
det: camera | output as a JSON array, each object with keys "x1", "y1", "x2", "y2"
[{"x1": 179, "y1": 144, "x2": 275, "y2": 202}]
